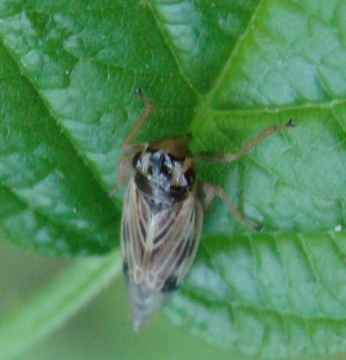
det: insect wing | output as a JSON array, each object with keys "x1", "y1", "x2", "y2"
[{"x1": 121, "y1": 178, "x2": 203, "y2": 329}]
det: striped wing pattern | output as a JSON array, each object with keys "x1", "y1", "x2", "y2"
[{"x1": 121, "y1": 178, "x2": 203, "y2": 292}]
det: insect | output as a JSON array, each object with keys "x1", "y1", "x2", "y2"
[{"x1": 111, "y1": 89, "x2": 293, "y2": 331}]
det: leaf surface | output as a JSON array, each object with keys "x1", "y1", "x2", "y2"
[{"x1": 0, "y1": 0, "x2": 345, "y2": 357}]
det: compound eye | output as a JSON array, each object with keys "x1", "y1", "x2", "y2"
[
  {"x1": 160, "y1": 164, "x2": 171, "y2": 176},
  {"x1": 132, "y1": 152, "x2": 142, "y2": 168},
  {"x1": 183, "y1": 168, "x2": 195, "y2": 186},
  {"x1": 159, "y1": 154, "x2": 172, "y2": 178}
]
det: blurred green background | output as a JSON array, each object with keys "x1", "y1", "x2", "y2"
[{"x1": 0, "y1": 239, "x2": 235, "y2": 360}]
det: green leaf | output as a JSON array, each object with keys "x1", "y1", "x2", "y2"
[{"x1": 0, "y1": 0, "x2": 345, "y2": 358}]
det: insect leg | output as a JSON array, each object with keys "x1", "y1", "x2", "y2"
[
  {"x1": 197, "y1": 120, "x2": 293, "y2": 230},
  {"x1": 109, "y1": 156, "x2": 133, "y2": 196},
  {"x1": 196, "y1": 119, "x2": 294, "y2": 163},
  {"x1": 123, "y1": 89, "x2": 154, "y2": 153},
  {"x1": 201, "y1": 182, "x2": 262, "y2": 231}
]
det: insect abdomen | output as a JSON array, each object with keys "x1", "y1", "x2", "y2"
[{"x1": 127, "y1": 282, "x2": 172, "y2": 331}]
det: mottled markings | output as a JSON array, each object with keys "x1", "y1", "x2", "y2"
[
  {"x1": 149, "y1": 247, "x2": 160, "y2": 263},
  {"x1": 139, "y1": 219, "x2": 146, "y2": 239},
  {"x1": 153, "y1": 222, "x2": 171, "y2": 244},
  {"x1": 123, "y1": 261, "x2": 129, "y2": 277},
  {"x1": 162, "y1": 275, "x2": 179, "y2": 293},
  {"x1": 176, "y1": 240, "x2": 191, "y2": 267}
]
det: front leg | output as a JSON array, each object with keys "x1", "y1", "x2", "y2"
[
  {"x1": 123, "y1": 89, "x2": 154, "y2": 153},
  {"x1": 109, "y1": 156, "x2": 133, "y2": 197},
  {"x1": 196, "y1": 119, "x2": 294, "y2": 163},
  {"x1": 110, "y1": 89, "x2": 154, "y2": 195}
]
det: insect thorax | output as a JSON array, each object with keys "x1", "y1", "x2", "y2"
[{"x1": 132, "y1": 146, "x2": 196, "y2": 208}]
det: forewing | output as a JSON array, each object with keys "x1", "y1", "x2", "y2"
[
  {"x1": 121, "y1": 178, "x2": 148, "y2": 282},
  {"x1": 121, "y1": 178, "x2": 203, "y2": 292}
]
